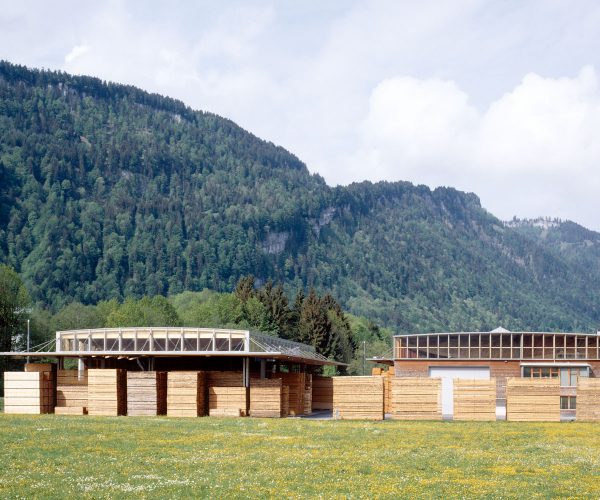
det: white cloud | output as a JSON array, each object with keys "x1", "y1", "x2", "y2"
[
  {"x1": 3, "y1": 1, "x2": 600, "y2": 229},
  {"x1": 64, "y1": 43, "x2": 90, "y2": 63},
  {"x1": 344, "y1": 66, "x2": 600, "y2": 229}
]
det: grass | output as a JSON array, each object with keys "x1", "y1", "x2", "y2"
[{"x1": 0, "y1": 415, "x2": 598, "y2": 499}]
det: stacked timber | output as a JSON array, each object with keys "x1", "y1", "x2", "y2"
[
  {"x1": 303, "y1": 374, "x2": 312, "y2": 415},
  {"x1": 25, "y1": 363, "x2": 55, "y2": 412},
  {"x1": 390, "y1": 377, "x2": 442, "y2": 420},
  {"x1": 208, "y1": 387, "x2": 248, "y2": 417},
  {"x1": 87, "y1": 369, "x2": 127, "y2": 416},
  {"x1": 453, "y1": 379, "x2": 497, "y2": 421},
  {"x1": 249, "y1": 378, "x2": 283, "y2": 418},
  {"x1": 206, "y1": 371, "x2": 243, "y2": 387},
  {"x1": 332, "y1": 376, "x2": 384, "y2": 420},
  {"x1": 167, "y1": 371, "x2": 206, "y2": 417},
  {"x1": 270, "y1": 372, "x2": 309, "y2": 416},
  {"x1": 506, "y1": 378, "x2": 560, "y2": 422},
  {"x1": 127, "y1": 372, "x2": 167, "y2": 416},
  {"x1": 576, "y1": 378, "x2": 600, "y2": 422},
  {"x1": 312, "y1": 376, "x2": 334, "y2": 410},
  {"x1": 281, "y1": 386, "x2": 290, "y2": 417},
  {"x1": 55, "y1": 369, "x2": 88, "y2": 415},
  {"x1": 3, "y1": 371, "x2": 54, "y2": 414}
]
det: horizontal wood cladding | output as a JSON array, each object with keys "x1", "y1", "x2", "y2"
[
  {"x1": 127, "y1": 371, "x2": 167, "y2": 416},
  {"x1": 166, "y1": 371, "x2": 206, "y2": 417},
  {"x1": 390, "y1": 377, "x2": 442, "y2": 421},
  {"x1": 576, "y1": 378, "x2": 600, "y2": 421},
  {"x1": 87, "y1": 369, "x2": 127, "y2": 416},
  {"x1": 312, "y1": 375, "x2": 333, "y2": 410},
  {"x1": 208, "y1": 387, "x2": 248, "y2": 417},
  {"x1": 249, "y1": 378, "x2": 283, "y2": 418},
  {"x1": 453, "y1": 379, "x2": 497, "y2": 421},
  {"x1": 332, "y1": 376, "x2": 384, "y2": 420},
  {"x1": 269, "y1": 373, "x2": 311, "y2": 416},
  {"x1": 394, "y1": 360, "x2": 520, "y2": 399},
  {"x1": 506, "y1": 378, "x2": 560, "y2": 422},
  {"x1": 56, "y1": 369, "x2": 88, "y2": 414},
  {"x1": 3, "y1": 371, "x2": 54, "y2": 415}
]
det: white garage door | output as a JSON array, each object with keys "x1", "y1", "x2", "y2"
[{"x1": 428, "y1": 366, "x2": 490, "y2": 418}]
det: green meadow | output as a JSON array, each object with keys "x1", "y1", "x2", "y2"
[{"x1": 0, "y1": 414, "x2": 598, "y2": 498}]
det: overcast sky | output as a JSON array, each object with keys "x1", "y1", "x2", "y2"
[{"x1": 2, "y1": 1, "x2": 600, "y2": 230}]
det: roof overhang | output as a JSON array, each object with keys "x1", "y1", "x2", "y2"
[
  {"x1": 520, "y1": 362, "x2": 592, "y2": 368},
  {"x1": 0, "y1": 351, "x2": 345, "y2": 366}
]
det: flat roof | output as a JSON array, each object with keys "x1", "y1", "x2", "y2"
[
  {"x1": 0, "y1": 327, "x2": 345, "y2": 366},
  {"x1": 394, "y1": 331, "x2": 600, "y2": 337}
]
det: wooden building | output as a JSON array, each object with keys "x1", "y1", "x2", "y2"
[{"x1": 385, "y1": 328, "x2": 600, "y2": 420}]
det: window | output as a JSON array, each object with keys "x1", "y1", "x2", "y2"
[
  {"x1": 523, "y1": 367, "x2": 559, "y2": 378},
  {"x1": 560, "y1": 396, "x2": 576, "y2": 410},
  {"x1": 559, "y1": 367, "x2": 590, "y2": 387}
]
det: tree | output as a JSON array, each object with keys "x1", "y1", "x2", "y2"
[
  {"x1": 52, "y1": 302, "x2": 104, "y2": 332},
  {"x1": 0, "y1": 265, "x2": 30, "y2": 388},
  {"x1": 106, "y1": 296, "x2": 181, "y2": 327}
]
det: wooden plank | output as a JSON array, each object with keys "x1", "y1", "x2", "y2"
[
  {"x1": 576, "y1": 378, "x2": 600, "y2": 421},
  {"x1": 87, "y1": 369, "x2": 127, "y2": 416},
  {"x1": 166, "y1": 371, "x2": 206, "y2": 417},
  {"x1": 332, "y1": 376, "x2": 384, "y2": 420},
  {"x1": 506, "y1": 378, "x2": 560, "y2": 422},
  {"x1": 390, "y1": 377, "x2": 442, "y2": 421},
  {"x1": 453, "y1": 378, "x2": 496, "y2": 421},
  {"x1": 126, "y1": 371, "x2": 166, "y2": 416},
  {"x1": 312, "y1": 376, "x2": 333, "y2": 410},
  {"x1": 209, "y1": 387, "x2": 248, "y2": 417}
]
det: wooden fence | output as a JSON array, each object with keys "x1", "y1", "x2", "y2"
[
  {"x1": 166, "y1": 371, "x2": 206, "y2": 417},
  {"x1": 55, "y1": 369, "x2": 88, "y2": 415},
  {"x1": 576, "y1": 377, "x2": 600, "y2": 422},
  {"x1": 127, "y1": 372, "x2": 167, "y2": 416},
  {"x1": 87, "y1": 369, "x2": 127, "y2": 416},
  {"x1": 390, "y1": 377, "x2": 442, "y2": 420},
  {"x1": 506, "y1": 378, "x2": 560, "y2": 422},
  {"x1": 453, "y1": 379, "x2": 496, "y2": 421},
  {"x1": 332, "y1": 376, "x2": 384, "y2": 420}
]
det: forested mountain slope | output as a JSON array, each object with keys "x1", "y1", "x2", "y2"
[{"x1": 2, "y1": 61, "x2": 600, "y2": 333}]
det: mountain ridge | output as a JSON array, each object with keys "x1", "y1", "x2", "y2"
[{"x1": 1, "y1": 60, "x2": 600, "y2": 333}]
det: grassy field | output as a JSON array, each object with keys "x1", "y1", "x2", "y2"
[{"x1": 0, "y1": 415, "x2": 598, "y2": 499}]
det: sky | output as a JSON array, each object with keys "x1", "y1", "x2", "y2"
[{"x1": 2, "y1": 0, "x2": 600, "y2": 230}]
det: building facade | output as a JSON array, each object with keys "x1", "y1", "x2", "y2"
[{"x1": 393, "y1": 328, "x2": 600, "y2": 418}]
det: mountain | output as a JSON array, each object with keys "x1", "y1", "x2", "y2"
[
  {"x1": 1, "y1": 60, "x2": 600, "y2": 333},
  {"x1": 506, "y1": 217, "x2": 600, "y2": 278}
]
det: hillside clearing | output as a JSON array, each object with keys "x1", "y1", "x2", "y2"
[{"x1": 0, "y1": 415, "x2": 598, "y2": 498}]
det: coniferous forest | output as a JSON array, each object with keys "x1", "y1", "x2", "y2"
[{"x1": 2, "y1": 60, "x2": 600, "y2": 370}]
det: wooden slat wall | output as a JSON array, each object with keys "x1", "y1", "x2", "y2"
[
  {"x1": 206, "y1": 371, "x2": 243, "y2": 387},
  {"x1": 312, "y1": 376, "x2": 333, "y2": 410},
  {"x1": 166, "y1": 371, "x2": 206, "y2": 417},
  {"x1": 87, "y1": 369, "x2": 127, "y2": 416},
  {"x1": 303, "y1": 374, "x2": 312, "y2": 415},
  {"x1": 506, "y1": 378, "x2": 560, "y2": 422},
  {"x1": 576, "y1": 377, "x2": 600, "y2": 422},
  {"x1": 332, "y1": 376, "x2": 384, "y2": 420},
  {"x1": 55, "y1": 369, "x2": 87, "y2": 415},
  {"x1": 453, "y1": 379, "x2": 497, "y2": 421},
  {"x1": 281, "y1": 386, "x2": 289, "y2": 417},
  {"x1": 208, "y1": 387, "x2": 248, "y2": 417},
  {"x1": 25, "y1": 363, "x2": 55, "y2": 413},
  {"x1": 270, "y1": 373, "x2": 309, "y2": 416},
  {"x1": 3, "y1": 371, "x2": 53, "y2": 414},
  {"x1": 127, "y1": 372, "x2": 167, "y2": 416},
  {"x1": 249, "y1": 378, "x2": 282, "y2": 418},
  {"x1": 390, "y1": 377, "x2": 442, "y2": 420}
]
